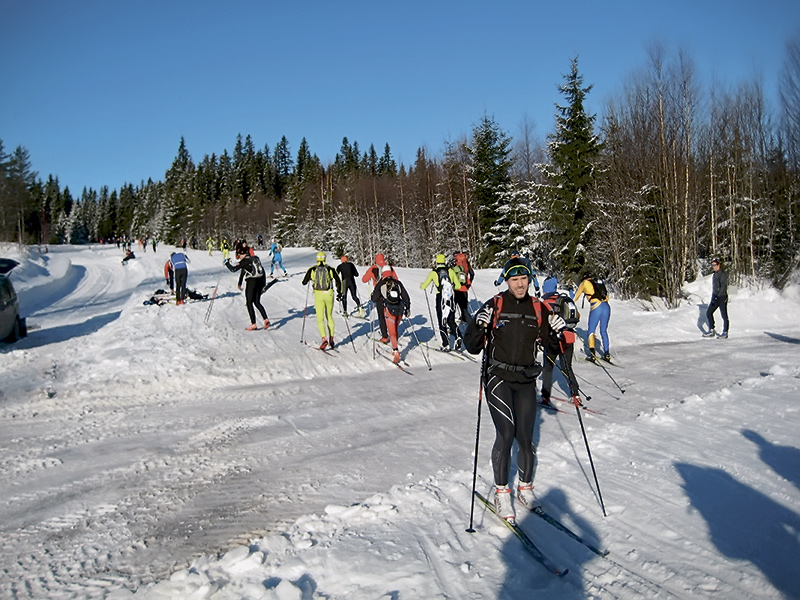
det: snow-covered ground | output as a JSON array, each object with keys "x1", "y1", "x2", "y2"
[{"x1": 1, "y1": 242, "x2": 799, "y2": 600}]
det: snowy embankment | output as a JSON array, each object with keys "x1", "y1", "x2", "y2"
[{"x1": 1, "y1": 243, "x2": 799, "y2": 600}]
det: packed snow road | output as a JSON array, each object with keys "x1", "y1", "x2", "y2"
[
  {"x1": 1, "y1": 243, "x2": 799, "y2": 599},
  {"x1": 1, "y1": 244, "x2": 479, "y2": 597}
]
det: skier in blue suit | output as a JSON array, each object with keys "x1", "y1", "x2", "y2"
[{"x1": 269, "y1": 238, "x2": 288, "y2": 278}]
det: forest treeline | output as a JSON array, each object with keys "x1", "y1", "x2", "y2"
[{"x1": 2, "y1": 42, "x2": 800, "y2": 305}]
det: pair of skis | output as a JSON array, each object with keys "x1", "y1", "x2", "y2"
[{"x1": 474, "y1": 490, "x2": 608, "y2": 578}]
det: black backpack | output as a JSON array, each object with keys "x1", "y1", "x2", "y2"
[
  {"x1": 436, "y1": 266, "x2": 450, "y2": 291},
  {"x1": 591, "y1": 278, "x2": 608, "y2": 301},
  {"x1": 246, "y1": 256, "x2": 265, "y2": 278},
  {"x1": 554, "y1": 294, "x2": 580, "y2": 328},
  {"x1": 384, "y1": 278, "x2": 403, "y2": 305}
]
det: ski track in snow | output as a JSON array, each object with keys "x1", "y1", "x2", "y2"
[{"x1": 1, "y1": 243, "x2": 799, "y2": 599}]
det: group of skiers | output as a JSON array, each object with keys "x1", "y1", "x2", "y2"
[{"x1": 159, "y1": 240, "x2": 732, "y2": 527}]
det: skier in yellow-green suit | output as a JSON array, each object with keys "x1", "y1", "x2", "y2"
[{"x1": 302, "y1": 252, "x2": 342, "y2": 350}]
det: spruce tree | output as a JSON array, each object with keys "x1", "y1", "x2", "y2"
[
  {"x1": 466, "y1": 114, "x2": 514, "y2": 267},
  {"x1": 544, "y1": 56, "x2": 602, "y2": 277}
]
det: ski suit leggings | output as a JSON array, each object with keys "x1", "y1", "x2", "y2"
[
  {"x1": 485, "y1": 374, "x2": 538, "y2": 486},
  {"x1": 383, "y1": 307, "x2": 402, "y2": 350},
  {"x1": 541, "y1": 345, "x2": 579, "y2": 399},
  {"x1": 174, "y1": 267, "x2": 188, "y2": 302},
  {"x1": 270, "y1": 255, "x2": 285, "y2": 275},
  {"x1": 314, "y1": 289, "x2": 335, "y2": 339},
  {"x1": 454, "y1": 290, "x2": 469, "y2": 322},
  {"x1": 436, "y1": 292, "x2": 459, "y2": 346},
  {"x1": 244, "y1": 276, "x2": 268, "y2": 324},
  {"x1": 374, "y1": 297, "x2": 389, "y2": 338},
  {"x1": 342, "y1": 278, "x2": 360, "y2": 313},
  {"x1": 587, "y1": 301, "x2": 611, "y2": 354}
]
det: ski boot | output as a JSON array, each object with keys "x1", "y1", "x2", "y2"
[
  {"x1": 517, "y1": 482, "x2": 540, "y2": 510},
  {"x1": 494, "y1": 485, "x2": 515, "y2": 522}
]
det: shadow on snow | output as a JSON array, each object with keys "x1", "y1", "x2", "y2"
[{"x1": 675, "y1": 462, "x2": 800, "y2": 598}]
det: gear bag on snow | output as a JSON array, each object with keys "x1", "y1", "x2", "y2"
[{"x1": 313, "y1": 265, "x2": 332, "y2": 291}]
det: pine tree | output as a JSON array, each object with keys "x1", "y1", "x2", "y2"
[
  {"x1": 544, "y1": 56, "x2": 603, "y2": 277},
  {"x1": 466, "y1": 114, "x2": 514, "y2": 267},
  {"x1": 163, "y1": 137, "x2": 196, "y2": 243}
]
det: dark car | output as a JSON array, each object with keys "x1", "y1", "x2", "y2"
[{"x1": 0, "y1": 258, "x2": 26, "y2": 343}]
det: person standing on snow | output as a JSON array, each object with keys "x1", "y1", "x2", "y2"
[
  {"x1": 371, "y1": 266, "x2": 411, "y2": 363},
  {"x1": 362, "y1": 253, "x2": 396, "y2": 342},
  {"x1": 464, "y1": 257, "x2": 566, "y2": 522},
  {"x1": 164, "y1": 259, "x2": 174, "y2": 293},
  {"x1": 269, "y1": 238, "x2": 288, "y2": 278},
  {"x1": 420, "y1": 254, "x2": 462, "y2": 351},
  {"x1": 574, "y1": 275, "x2": 611, "y2": 362},
  {"x1": 302, "y1": 252, "x2": 342, "y2": 349},
  {"x1": 337, "y1": 255, "x2": 364, "y2": 317},
  {"x1": 540, "y1": 276, "x2": 580, "y2": 405},
  {"x1": 225, "y1": 242, "x2": 270, "y2": 330},
  {"x1": 703, "y1": 258, "x2": 729, "y2": 339},
  {"x1": 449, "y1": 254, "x2": 472, "y2": 323},
  {"x1": 169, "y1": 249, "x2": 190, "y2": 305}
]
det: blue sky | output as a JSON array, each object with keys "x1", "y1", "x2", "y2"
[{"x1": 1, "y1": 0, "x2": 799, "y2": 195}]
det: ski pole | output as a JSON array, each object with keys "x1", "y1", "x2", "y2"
[
  {"x1": 406, "y1": 317, "x2": 432, "y2": 371},
  {"x1": 467, "y1": 349, "x2": 488, "y2": 533},
  {"x1": 570, "y1": 393, "x2": 608, "y2": 517},
  {"x1": 594, "y1": 358, "x2": 625, "y2": 394},
  {"x1": 542, "y1": 348, "x2": 591, "y2": 403},
  {"x1": 424, "y1": 289, "x2": 438, "y2": 344},
  {"x1": 576, "y1": 333, "x2": 625, "y2": 394},
  {"x1": 203, "y1": 268, "x2": 224, "y2": 325},
  {"x1": 300, "y1": 283, "x2": 310, "y2": 343},
  {"x1": 539, "y1": 347, "x2": 607, "y2": 515},
  {"x1": 339, "y1": 297, "x2": 357, "y2": 353}
]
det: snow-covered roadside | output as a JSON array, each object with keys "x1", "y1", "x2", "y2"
[{"x1": 1, "y1": 243, "x2": 799, "y2": 599}]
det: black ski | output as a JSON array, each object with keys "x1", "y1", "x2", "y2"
[
  {"x1": 538, "y1": 399, "x2": 568, "y2": 414},
  {"x1": 474, "y1": 491, "x2": 568, "y2": 577},
  {"x1": 551, "y1": 396, "x2": 605, "y2": 416},
  {"x1": 585, "y1": 356, "x2": 623, "y2": 369},
  {"x1": 426, "y1": 343, "x2": 478, "y2": 362},
  {"x1": 375, "y1": 348, "x2": 413, "y2": 375},
  {"x1": 531, "y1": 507, "x2": 609, "y2": 557},
  {"x1": 302, "y1": 341, "x2": 337, "y2": 357}
]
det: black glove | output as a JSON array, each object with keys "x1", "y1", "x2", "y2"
[{"x1": 336, "y1": 293, "x2": 343, "y2": 302}]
